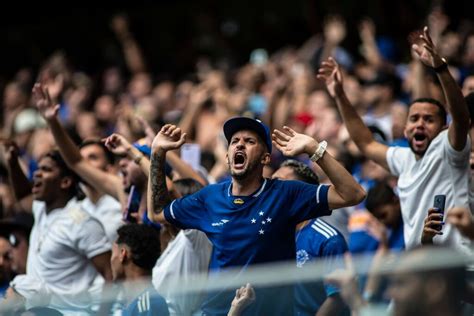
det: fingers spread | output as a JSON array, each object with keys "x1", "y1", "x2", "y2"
[
  {"x1": 283, "y1": 126, "x2": 296, "y2": 136},
  {"x1": 272, "y1": 129, "x2": 291, "y2": 141}
]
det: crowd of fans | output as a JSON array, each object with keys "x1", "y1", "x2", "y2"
[{"x1": 0, "y1": 4, "x2": 474, "y2": 316}]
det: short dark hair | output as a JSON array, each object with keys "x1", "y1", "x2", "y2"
[
  {"x1": 280, "y1": 160, "x2": 319, "y2": 185},
  {"x1": 365, "y1": 181, "x2": 397, "y2": 213},
  {"x1": 42, "y1": 150, "x2": 81, "y2": 198},
  {"x1": 79, "y1": 138, "x2": 115, "y2": 165},
  {"x1": 116, "y1": 224, "x2": 161, "y2": 270},
  {"x1": 173, "y1": 178, "x2": 204, "y2": 196},
  {"x1": 409, "y1": 98, "x2": 447, "y2": 126}
]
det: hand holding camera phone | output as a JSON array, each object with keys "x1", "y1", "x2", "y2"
[{"x1": 433, "y1": 194, "x2": 446, "y2": 231}]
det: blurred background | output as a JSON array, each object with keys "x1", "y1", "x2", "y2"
[{"x1": 1, "y1": 0, "x2": 473, "y2": 81}]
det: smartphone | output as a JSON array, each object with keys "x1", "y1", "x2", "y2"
[
  {"x1": 181, "y1": 143, "x2": 201, "y2": 171},
  {"x1": 124, "y1": 185, "x2": 140, "y2": 223},
  {"x1": 433, "y1": 194, "x2": 446, "y2": 231}
]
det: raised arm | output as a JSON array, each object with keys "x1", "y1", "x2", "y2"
[
  {"x1": 32, "y1": 83, "x2": 126, "y2": 205},
  {"x1": 272, "y1": 126, "x2": 366, "y2": 209},
  {"x1": 412, "y1": 26, "x2": 470, "y2": 150},
  {"x1": 148, "y1": 124, "x2": 186, "y2": 224},
  {"x1": 104, "y1": 133, "x2": 151, "y2": 177},
  {"x1": 110, "y1": 14, "x2": 147, "y2": 74},
  {"x1": 317, "y1": 58, "x2": 389, "y2": 170},
  {"x1": 3, "y1": 141, "x2": 33, "y2": 211}
]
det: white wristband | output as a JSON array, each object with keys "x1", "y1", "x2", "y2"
[{"x1": 310, "y1": 141, "x2": 328, "y2": 162}]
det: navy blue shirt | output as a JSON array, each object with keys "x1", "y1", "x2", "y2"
[
  {"x1": 164, "y1": 178, "x2": 331, "y2": 316},
  {"x1": 294, "y1": 219, "x2": 349, "y2": 316}
]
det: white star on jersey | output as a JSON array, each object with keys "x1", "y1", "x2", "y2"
[
  {"x1": 251, "y1": 218, "x2": 256, "y2": 224},
  {"x1": 259, "y1": 229, "x2": 264, "y2": 235},
  {"x1": 259, "y1": 211, "x2": 264, "y2": 216},
  {"x1": 266, "y1": 217, "x2": 272, "y2": 223},
  {"x1": 261, "y1": 221, "x2": 266, "y2": 225}
]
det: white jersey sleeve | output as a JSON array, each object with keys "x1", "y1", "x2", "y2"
[
  {"x1": 442, "y1": 131, "x2": 470, "y2": 167},
  {"x1": 75, "y1": 216, "x2": 111, "y2": 259},
  {"x1": 386, "y1": 146, "x2": 411, "y2": 176}
]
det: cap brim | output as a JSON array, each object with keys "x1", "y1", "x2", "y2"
[{"x1": 223, "y1": 117, "x2": 271, "y2": 152}]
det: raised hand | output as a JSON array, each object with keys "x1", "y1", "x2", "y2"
[
  {"x1": 135, "y1": 115, "x2": 156, "y2": 146},
  {"x1": 359, "y1": 18, "x2": 376, "y2": 43},
  {"x1": 411, "y1": 26, "x2": 445, "y2": 69},
  {"x1": 32, "y1": 83, "x2": 60, "y2": 121},
  {"x1": 408, "y1": 30, "x2": 424, "y2": 61},
  {"x1": 323, "y1": 15, "x2": 346, "y2": 45},
  {"x1": 316, "y1": 57, "x2": 343, "y2": 97},
  {"x1": 230, "y1": 283, "x2": 256, "y2": 314},
  {"x1": 110, "y1": 14, "x2": 130, "y2": 38},
  {"x1": 446, "y1": 207, "x2": 474, "y2": 240},
  {"x1": 0, "y1": 138, "x2": 20, "y2": 163},
  {"x1": 272, "y1": 126, "x2": 318, "y2": 157},
  {"x1": 103, "y1": 133, "x2": 132, "y2": 156},
  {"x1": 151, "y1": 124, "x2": 187, "y2": 153}
]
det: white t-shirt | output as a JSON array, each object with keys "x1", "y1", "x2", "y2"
[
  {"x1": 81, "y1": 194, "x2": 124, "y2": 243},
  {"x1": 18, "y1": 198, "x2": 111, "y2": 313},
  {"x1": 386, "y1": 130, "x2": 473, "y2": 253},
  {"x1": 153, "y1": 229, "x2": 212, "y2": 316}
]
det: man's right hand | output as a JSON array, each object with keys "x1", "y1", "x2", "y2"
[
  {"x1": 317, "y1": 57, "x2": 344, "y2": 98},
  {"x1": 1, "y1": 139, "x2": 19, "y2": 164},
  {"x1": 421, "y1": 208, "x2": 444, "y2": 244},
  {"x1": 32, "y1": 83, "x2": 60, "y2": 122},
  {"x1": 151, "y1": 124, "x2": 187, "y2": 154}
]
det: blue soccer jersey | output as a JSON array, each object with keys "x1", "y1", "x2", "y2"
[
  {"x1": 294, "y1": 218, "x2": 349, "y2": 316},
  {"x1": 122, "y1": 287, "x2": 169, "y2": 316},
  {"x1": 163, "y1": 178, "x2": 331, "y2": 316}
]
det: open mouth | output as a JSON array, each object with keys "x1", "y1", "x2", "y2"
[
  {"x1": 32, "y1": 180, "x2": 42, "y2": 194},
  {"x1": 413, "y1": 133, "x2": 427, "y2": 147},
  {"x1": 233, "y1": 152, "x2": 246, "y2": 169}
]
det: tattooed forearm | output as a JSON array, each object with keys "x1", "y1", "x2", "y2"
[{"x1": 150, "y1": 150, "x2": 171, "y2": 214}]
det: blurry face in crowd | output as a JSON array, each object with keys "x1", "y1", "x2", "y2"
[
  {"x1": 103, "y1": 67, "x2": 123, "y2": 95},
  {"x1": 3, "y1": 82, "x2": 26, "y2": 109},
  {"x1": 307, "y1": 91, "x2": 330, "y2": 119},
  {"x1": 272, "y1": 166, "x2": 296, "y2": 181},
  {"x1": 404, "y1": 102, "x2": 445, "y2": 158},
  {"x1": 80, "y1": 144, "x2": 110, "y2": 171},
  {"x1": 8, "y1": 232, "x2": 28, "y2": 274},
  {"x1": 462, "y1": 76, "x2": 474, "y2": 96},
  {"x1": 226, "y1": 130, "x2": 269, "y2": 181},
  {"x1": 76, "y1": 112, "x2": 102, "y2": 139},
  {"x1": 94, "y1": 95, "x2": 116, "y2": 124},
  {"x1": 0, "y1": 237, "x2": 12, "y2": 283},
  {"x1": 119, "y1": 156, "x2": 147, "y2": 191},
  {"x1": 370, "y1": 201, "x2": 401, "y2": 228},
  {"x1": 32, "y1": 157, "x2": 73, "y2": 203},
  {"x1": 110, "y1": 242, "x2": 125, "y2": 281},
  {"x1": 129, "y1": 73, "x2": 152, "y2": 100}
]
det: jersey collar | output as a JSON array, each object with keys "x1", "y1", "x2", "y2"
[{"x1": 227, "y1": 178, "x2": 268, "y2": 198}]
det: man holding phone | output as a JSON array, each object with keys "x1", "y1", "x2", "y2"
[
  {"x1": 421, "y1": 195, "x2": 446, "y2": 244},
  {"x1": 317, "y1": 26, "x2": 472, "y2": 252}
]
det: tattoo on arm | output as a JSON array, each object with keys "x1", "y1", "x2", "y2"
[{"x1": 150, "y1": 151, "x2": 171, "y2": 214}]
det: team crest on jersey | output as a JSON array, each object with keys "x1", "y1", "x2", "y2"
[
  {"x1": 233, "y1": 198, "x2": 244, "y2": 204},
  {"x1": 296, "y1": 250, "x2": 310, "y2": 268}
]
